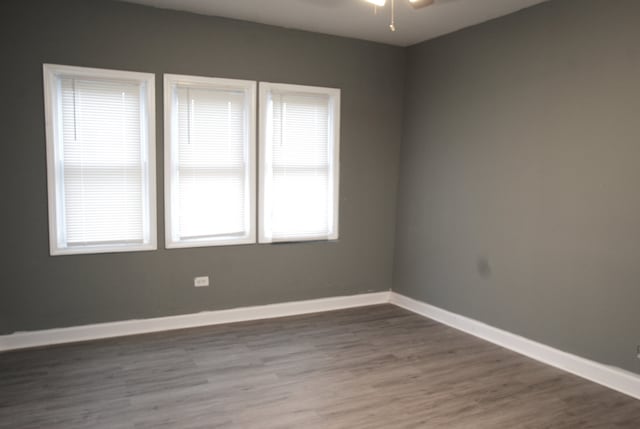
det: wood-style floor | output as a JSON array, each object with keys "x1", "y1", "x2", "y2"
[{"x1": 1, "y1": 304, "x2": 639, "y2": 428}]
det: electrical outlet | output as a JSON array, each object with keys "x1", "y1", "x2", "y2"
[
  {"x1": 194, "y1": 276, "x2": 209, "y2": 287},
  {"x1": 637, "y1": 345, "x2": 640, "y2": 360}
]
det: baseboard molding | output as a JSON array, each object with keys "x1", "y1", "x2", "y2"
[
  {"x1": 0, "y1": 291, "x2": 391, "y2": 352},
  {"x1": 390, "y1": 292, "x2": 640, "y2": 400},
  {"x1": 4, "y1": 290, "x2": 638, "y2": 401}
]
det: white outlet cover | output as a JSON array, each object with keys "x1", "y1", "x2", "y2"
[{"x1": 194, "y1": 276, "x2": 209, "y2": 287}]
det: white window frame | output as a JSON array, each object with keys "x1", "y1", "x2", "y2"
[
  {"x1": 164, "y1": 74, "x2": 257, "y2": 248},
  {"x1": 43, "y1": 64, "x2": 157, "y2": 256},
  {"x1": 258, "y1": 82, "x2": 340, "y2": 243}
]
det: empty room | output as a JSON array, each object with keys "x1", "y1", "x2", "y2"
[{"x1": 1, "y1": 0, "x2": 640, "y2": 427}]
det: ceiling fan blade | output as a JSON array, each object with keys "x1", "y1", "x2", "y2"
[{"x1": 409, "y1": 0, "x2": 434, "y2": 9}]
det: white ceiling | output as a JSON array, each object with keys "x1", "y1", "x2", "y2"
[{"x1": 120, "y1": 0, "x2": 550, "y2": 46}]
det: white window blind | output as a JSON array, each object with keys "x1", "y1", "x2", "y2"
[
  {"x1": 164, "y1": 75, "x2": 256, "y2": 248},
  {"x1": 43, "y1": 64, "x2": 156, "y2": 255},
  {"x1": 259, "y1": 83, "x2": 340, "y2": 243}
]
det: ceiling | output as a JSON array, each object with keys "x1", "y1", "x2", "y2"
[{"x1": 120, "y1": 0, "x2": 550, "y2": 46}]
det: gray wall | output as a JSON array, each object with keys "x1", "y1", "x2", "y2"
[
  {"x1": 0, "y1": 0, "x2": 405, "y2": 334},
  {"x1": 2, "y1": 0, "x2": 637, "y2": 378},
  {"x1": 394, "y1": 0, "x2": 640, "y2": 373}
]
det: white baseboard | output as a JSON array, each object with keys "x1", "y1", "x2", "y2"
[
  {"x1": 0, "y1": 291, "x2": 391, "y2": 352},
  {"x1": 390, "y1": 292, "x2": 640, "y2": 400},
  {"x1": 3, "y1": 289, "x2": 638, "y2": 401}
]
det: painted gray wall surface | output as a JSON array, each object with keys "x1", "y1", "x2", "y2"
[
  {"x1": 0, "y1": 0, "x2": 405, "y2": 334},
  {"x1": 394, "y1": 0, "x2": 640, "y2": 373}
]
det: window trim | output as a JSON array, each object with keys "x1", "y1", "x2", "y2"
[
  {"x1": 163, "y1": 74, "x2": 257, "y2": 249},
  {"x1": 258, "y1": 82, "x2": 341, "y2": 244},
  {"x1": 43, "y1": 63, "x2": 157, "y2": 256}
]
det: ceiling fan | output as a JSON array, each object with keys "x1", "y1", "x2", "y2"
[
  {"x1": 365, "y1": 0, "x2": 434, "y2": 7},
  {"x1": 364, "y1": 0, "x2": 434, "y2": 32}
]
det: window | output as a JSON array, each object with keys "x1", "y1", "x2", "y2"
[
  {"x1": 259, "y1": 82, "x2": 340, "y2": 243},
  {"x1": 164, "y1": 75, "x2": 256, "y2": 248},
  {"x1": 43, "y1": 64, "x2": 156, "y2": 255}
]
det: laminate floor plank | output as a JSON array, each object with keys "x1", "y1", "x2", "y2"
[{"x1": 1, "y1": 304, "x2": 639, "y2": 428}]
